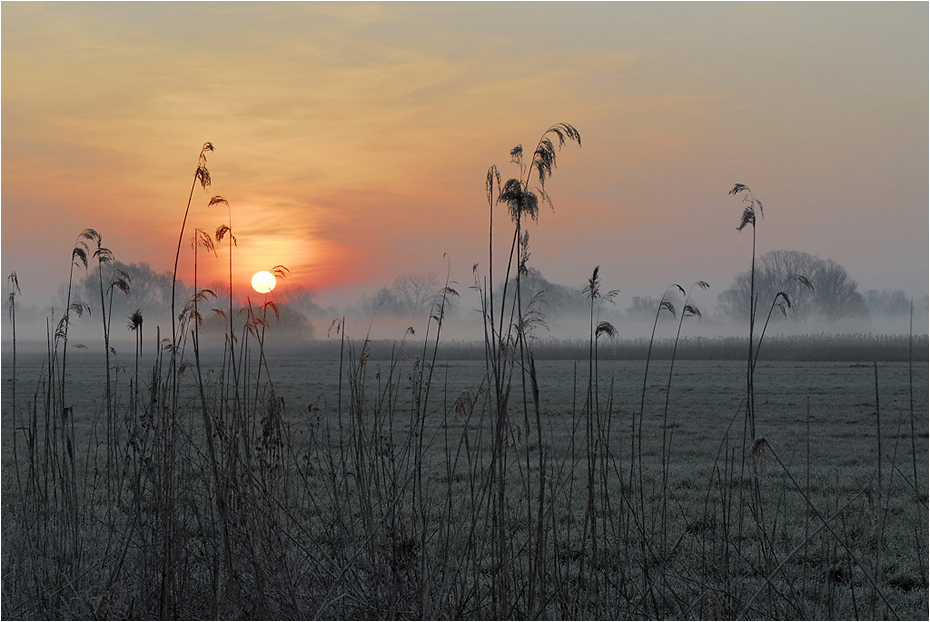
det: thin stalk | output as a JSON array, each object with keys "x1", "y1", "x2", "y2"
[
  {"x1": 747, "y1": 223, "x2": 757, "y2": 439},
  {"x1": 872, "y1": 361, "x2": 884, "y2": 616},
  {"x1": 8, "y1": 273, "x2": 23, "y2": 497},
  {"x1": 171, "y1": 144, "x2": 213, "y2": 408},
  {"x1": 163, "y1": 142, "x2": 212, "y2": 619},
  {"x1": 660, "y1": 281, "x2": 706, "y2": 556},
  {"x1": 60, "y1": 230, "x2": 95, "y2": 418},
  {"x1": 128, "y1": 310, "x2": 142, "y2": 422},
  {"x1": 631, "y1": 286, "x2": 679, "y2": 574},
  {"x1": 732, "y1": 184, "x2": 762, "y2": 438},
  {"x1": 93, "y1": 239, "x2": 119, "y2": 504},
  {"x1": 908, "y1": 300, "x2": 926, "y2": 585}
]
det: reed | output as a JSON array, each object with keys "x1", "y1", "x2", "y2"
[
  {"x1": 1, "y1": 139, "x2": 926, "y2": 621},
  {"x1": 730, "y1": 183, "x2": 762, "y2": 439},
  {"x1": 478, "y1": 123, "x2": 581, "y2": 617},
  {"x1": 659, "y1": 280, "x2": 707, "y2": 558},
  {"x1": 7, "y1": 272, "x2": 22, "y2": 498},
  {"x1": 91, "y1": 233, "x2": 131, "y2": 505},
  {"x1": 579, "y1": 265, "x2": 618, "y2": 595}
]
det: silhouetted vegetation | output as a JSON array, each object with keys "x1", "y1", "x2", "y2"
[
  {"x1": 2, "y1": 137, "x2": 927, "y2": 621},
  {"x1": 253, "y1": 333, "x2": 930, "y2": 363},
  {"x1": 718, "y1": 249, "x2": 868, "y2": 322}
]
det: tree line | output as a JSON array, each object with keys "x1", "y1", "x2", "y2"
[{"x1": 40, "y1": 251, "x2": 925, "y2": 340}]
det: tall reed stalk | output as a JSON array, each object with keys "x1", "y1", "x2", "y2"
[
  {"x1": 127, "y1": 309, "x2": 143, "y2": 420},
  {"x1": 91, "y1": 234, "x2": 131, "y2": 503},
  {"x1": 53, "y1": 228, "x2": 98, "y2": 564},
  {"x1": 659, "y1": 280, "x2": 707, "y2": 557},
  {"x1": 907, "y1": 300, "x2": 926, "y2": 585},
  {"x1": 60, "y1": 229, "x2": 97, "y2": 414},
  {"x1": 212, "y1": 196, "x2": 240, "y2": 435},
  {"x1": 730, "y1": 183, "x2": 762, "y2": 438},
  {"x1": 480, "y1": 123, "x2": 580, "y2": 617},
  {"x1": 162, "y1": 141, "x2": 213, "y2": 617},
  {"x1": 580, "y1": 265, "x2": 618, "y2": 590},
  {"x1": 8, "y1": 272, "x2": 23, "y2": 497},
  {"x1": 170, "y1": 143, "x2": 214, "y2": 404}
]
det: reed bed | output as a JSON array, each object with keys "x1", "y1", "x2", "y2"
[
  {"x1": 1, "y1": 138, "x2": 927, "y2": 620},
  {"x1": 151, "y1": 332, "x2": 926, "y2": 363}
]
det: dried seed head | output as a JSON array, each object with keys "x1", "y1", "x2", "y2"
[
  {"x1": 7, "y1": 272, "x2": 21, "y2": 296},
  {"x1": 737, "y1": 205, "x2": 756, "y2": 231},
  {"x1": 792, "y1": 274, "x2": 814, "y2": 291},
  {"x1": 659, "y1": 299, "x2": 677, "y2": 318},
  {"x1": 596, "y1": 321, "x2": 617, "y2": 340},
  {"x1": 684, "y1": 304, "x2": 702, "y2": 319},
  {"x1": 453, "y1": 389, "x2": 477, "y2": 421},
  {"x1": 750, "y1": 437, "x2": 770, "y2": 478},
  {"x1": 533, "y1": 123, "x2": 581, "y2": 188}
]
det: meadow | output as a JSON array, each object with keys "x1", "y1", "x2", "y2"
[
  {"x1": 2, "y1": 134, "x2": 928, "y2": 620},
  {"x1": 2, "y1": 337, "x2": 927, "y2": 620}
]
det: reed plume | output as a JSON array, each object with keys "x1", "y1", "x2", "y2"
[{"x1": 730, "y1": 183, "x2": 762, "y2": 438}]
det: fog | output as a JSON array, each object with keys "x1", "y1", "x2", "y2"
[{"x1": 4, "y1": 286, "x2": 927, "y2": 361}]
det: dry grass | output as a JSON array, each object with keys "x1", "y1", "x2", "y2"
[{"x1": 2, "y1": 140, "x2": 926, "y2": 620}]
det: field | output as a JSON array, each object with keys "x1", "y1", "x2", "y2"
[
  {"x1": 2, "y1": 332, "x2": 927, "y2": 620},
  {"x1": 4, "y1": 131, "x2": 926, "y2": 620}
]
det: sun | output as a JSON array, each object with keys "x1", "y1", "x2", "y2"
[{"x1": 251, "y1": 270, "x2": 277, "y2": 294}]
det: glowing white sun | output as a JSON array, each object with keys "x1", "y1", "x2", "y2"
[{"x1": 251, "y1": 270, "x2": 276, "y2": 294}]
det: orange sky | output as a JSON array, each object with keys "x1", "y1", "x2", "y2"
[{"x1": 2, "y1": 2, "x2": 927, "y2": 316}]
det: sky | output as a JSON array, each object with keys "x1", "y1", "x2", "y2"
[{"x1": 2, "y1": 2, "x2": 928, "y2": 324}]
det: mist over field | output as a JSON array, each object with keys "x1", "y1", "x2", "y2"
[
  {"x1": 5, "y1": 302, "x2": 928, "y2": 355},
  {"x1": 5, "y1": 268, "x2": 927, "y2": 356}
]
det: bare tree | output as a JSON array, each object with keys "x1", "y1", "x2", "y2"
[
  {"x1": 626, "y1": 296, "x2": 663, "y2": 321},
  {"x1": 392, "y1": 273, "x2": 439, "y2": 315},
  {"x1": 718, "y1": 250, "x2": 867, "y2": 321},
  {"x1": 865, "y1": 289, "x2": 912, "y2": 318},
  {"x1": 361, "y1": 287, "x2": 404, "y2": 316},
  {"x1": 279, "y1": 285, "x2": 322, "y2": 316}
]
